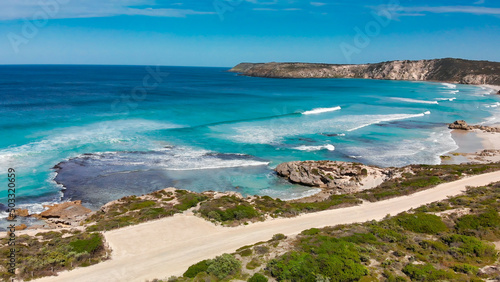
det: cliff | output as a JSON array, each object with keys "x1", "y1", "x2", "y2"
[{"x1": 229, "y1": 58, "x2": 500, "y2": 85}]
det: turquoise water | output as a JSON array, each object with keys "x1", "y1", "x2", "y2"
[{"x1": 1, "y1": 65, "x2": 499, "y2": 212}]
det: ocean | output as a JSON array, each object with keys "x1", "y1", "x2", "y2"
[{"x1": 1, "y1": 65, "x2": 499, "y2": 217}]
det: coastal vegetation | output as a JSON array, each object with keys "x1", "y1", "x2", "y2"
[
  {"x1": 168, "y1": 181, "x2": 500, "y2": 281},
  {"x1": 0, "y1": 230, "x2": 108, "y2": 281},
  {"x1": 85, "y1": 189, "x2": 208, "y2": 231},
  {"x1": 4, "y1": 162, "x2": 500, "y2": 281}
]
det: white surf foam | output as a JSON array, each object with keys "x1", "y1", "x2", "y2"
[
  {"x1": 391, "y1": 97, "x2": 439, "y2": 105},
  {"x1": 79, "y1": 147, "x2": 270, "y2": 171},
  {"x1": 346, "y1": 112, "x2": 429, "y2": 132},
  {"x1": 302, "y1": 106, "x2": 341, "y2": 115},
  {"x1": 0, "y1": 119, "x2": 181, "y2": 169},
  {"x1": 343, "y1": 129, "x2": 458, "y2": 167},
  {"x1": 485, "y1": 102, "x2": 500, "y2": 108},
  {"x1": 436, "y1": 97, "x2": 457, "y2": 102},
  {"x1": 442, "y1": 83, "x2": 457, "y2": 89},
  {"x1": 218, "y1": 112, "x2": 432, "y2": 144},
  {"x1": 293, "y1": 144, "x2": 335, "y2": 151}
]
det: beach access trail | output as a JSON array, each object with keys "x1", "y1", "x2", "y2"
[{"x1": 36, "y1": 170, "x2": 500, "y2": 282}]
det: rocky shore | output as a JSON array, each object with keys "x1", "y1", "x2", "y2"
[
  {"x1": 448, "y1": 120, "x2": 500, "y2": 133},
  {"x1": 229, "y1": 58, "x2": 500, "y2": 85},
  {"x1": 11, "y1": 200, "x2": 91, "y2": 229},
  {"x1": 275, "y1": 161, "x2": 399, "y2": 194}
]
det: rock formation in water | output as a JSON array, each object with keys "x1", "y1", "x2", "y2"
[{"x1": 229, "y1": 58, "x2": 500, "y2": 85}]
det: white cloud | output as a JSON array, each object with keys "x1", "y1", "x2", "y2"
[{"x1": 0, "y1": 0, "x2": 214, "y2": 21}]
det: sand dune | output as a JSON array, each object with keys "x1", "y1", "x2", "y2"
[{"x1": 35, "y1": 170, "x2": 500, "y2": 282}]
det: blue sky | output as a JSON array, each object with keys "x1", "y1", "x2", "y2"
[{"x1": 0, "y1": 0, "x2": 499, "y2": 67}]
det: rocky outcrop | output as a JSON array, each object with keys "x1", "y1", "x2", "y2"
[
  {"x1": 229, "y1": 58, "x2": 500, "y2": 86},
  {"x1": 448, "y1": 120, "x2": 474, "y2": 130},
  {"x1": 39, "y1": 200, "x2": 92, "y2": 226},
  {"x1": 275, "y1": 161, "x2": 396, "y2": 193},
  {"x1": 449, "y1": 120, "x2": 500, "y2": 132}
]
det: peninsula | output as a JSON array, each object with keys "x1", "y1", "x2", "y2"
[{"x1": 229, "y1": 58, "x2": 500, "y2": 86}]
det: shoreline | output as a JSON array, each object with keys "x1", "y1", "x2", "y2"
[
  {"x1": 481, "y1": 84, "x2": 500, "y2": 93},
  {"x1": 8, "y1": 83, "x2": 500, "y2": 231}
]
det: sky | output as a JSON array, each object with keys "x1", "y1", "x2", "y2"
[{"x1": 0, "y1": 0, "x2": 499, "y2": 67}]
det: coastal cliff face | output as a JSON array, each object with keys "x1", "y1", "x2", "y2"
[{"x1": 229, "y1": 58, "x2": 500, "y2": 85}]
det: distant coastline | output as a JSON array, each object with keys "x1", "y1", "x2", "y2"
[{"x1": 229, "y1": 58, "x2": 500, "y2": 87}]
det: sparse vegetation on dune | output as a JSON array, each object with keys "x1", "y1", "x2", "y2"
[
  {"x1": 0, "y1": 230, "x2": 108, "y2": 281},
  {"x1": 7, "y1": 162, "x2": 500, "y2": 281},
  {"x1": 85, "y1": 189, "x2": 208, "y2": 231},
  {"x1": 168, "y1": 182, "x2": 500, "y2": 281}
]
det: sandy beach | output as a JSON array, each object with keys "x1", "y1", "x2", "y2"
[
  {"x1": 481, "y1": 84, "x2": 500, "y2": 93},
  {"x1": 443, "y1": 84, "x2": 500, "y2": 164},
  {"x1": 34, "y1": 170, "x2": 500, "y2": 282}
]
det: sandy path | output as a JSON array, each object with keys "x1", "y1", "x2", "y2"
[{"x1": 35, "y1": 171, "x2": 500, "y2": 282}]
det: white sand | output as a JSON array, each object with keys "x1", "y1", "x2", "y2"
[
  {"x1": 34, "y1": 170, "x2": 500, "y2": 282},
  {"x1": 480, "y1": 84, "x2": 500, "y2": 92},
  {"x1": 476, "y1": 129, "x2": 500, "y2": 150}
]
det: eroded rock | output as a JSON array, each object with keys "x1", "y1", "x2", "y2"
[
  {"x1": 449, "y1": 120, "x2": 500, "y2": 132},
  {"x1": 275, "y1": 161, "x2": 396, "y2": 193},
  {"x1": 40, "y1": 200, "x2": 91, "y2": 226}
]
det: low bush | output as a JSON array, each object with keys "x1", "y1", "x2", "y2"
[
  {"x1": 402, "y1": 263, "x2": 454, "y2": 281},
  {"x1": 248, "y1": 273, "x2": 268, "y2": 282},
  {"x1": 183, "y1": 259, "x2": 210, "y2": 278},
  {"x1": 393, "y1": 213, "x2": 448, "y2": 234},
  {"x1": 206, "y1": 254, "x2": 241, "y2": 280}
]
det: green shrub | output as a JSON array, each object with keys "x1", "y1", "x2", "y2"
[
  {"x1": 271, "y1": 233, "x2": 286, "y2": 241},
  {"x1": 246, "y1": 258, "x2": 261, "y2": 270},
  {"x1": 183, "y1": 259, "x2": 210, "y2": 278},
  {"x1": 248, "y1": 273, "x2": 268, "y2": 282},
  {"x1": 342, "y1": 233, "x2": 378, "y2": 244},
  {"x1": 239, "y1": 248, "x2": 253, "y2": 257},
  {"x1": 400, "y1": 176, "x2": 442, "y2": 188},
  {"x1": 441, "y1": 234, "x2": 496, "y2": 259},
  {"x1": 175, "y1": 193, "x2": 207, "y2": 211},
  {"x1": 402, "y1": 263, "x2": 454, "y2": 281},
  {"x1": 451, "y1": 263, "x2": 479, "y2": 275},
  {"x1": 69, "y1": 233, "x2": 102, "y2": 254},
  {"x1": 268, "y1": 238, "x2": 367, "y2": 282},
  {"x1": 129, "y1": 200, "x2": 156, "y2": 210},
  {"x1": 301, "y1": 228, "x2": 321, "y2": 236},
  {"x1": 206, "y1": 254, "x2": 241, "y2": 280},
  {"x1": 394, "y1": 213, "x2": 447, "y2": 234},
  {"x1": 455, "y1": 209, "x2": 500, "y2": 233}
]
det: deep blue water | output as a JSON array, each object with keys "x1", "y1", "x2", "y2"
[{"x1": 1, "y1": 65, "x2": 499, "y2": 213}]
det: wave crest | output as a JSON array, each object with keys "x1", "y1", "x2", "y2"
[
  {"x1": 293, "y1": 144, "x2": 335, "y2": 151},
  {"x1": 303, "y1": 106, "x2": 341, "y2": 115}
]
